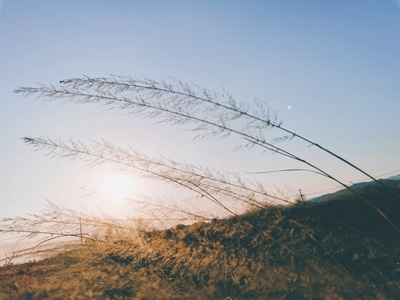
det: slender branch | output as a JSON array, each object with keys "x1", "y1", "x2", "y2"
[
  {"x1": 54, "y1": 75, "x2": 385, "y2": 186},
  {"x1": 15, "y1": 76, "x2": 400, "y2": 234},
  {"x1": 24, "y1": 136, "x2": 271, "y2": 215}
]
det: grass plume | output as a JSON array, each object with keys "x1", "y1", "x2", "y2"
[{"x1": 1, "y1": 75, "x2": 399, "y2": 298}]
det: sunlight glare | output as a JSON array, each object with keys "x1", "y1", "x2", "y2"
[{"x1": 101, "y1": 174, "x2": 133, "y2": 201}]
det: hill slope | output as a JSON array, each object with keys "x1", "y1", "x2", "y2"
[
  {"x1": 310, "y1": 176, "x2": 400, "y2": 204},
  {"x1": 1, "y1": 184, "x2": 400, "y2": 299}
]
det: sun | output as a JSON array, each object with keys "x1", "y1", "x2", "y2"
[{"x1": 101, "y1": 174, "x2": 133, "y2": 201}]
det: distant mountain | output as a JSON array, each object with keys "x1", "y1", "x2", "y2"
[
  {"x1": 309, "y1": 174, "x2": 400, "y2": 204},
  {"x1": 387, "y1": 174, "x2": 400, "y2": 181}
]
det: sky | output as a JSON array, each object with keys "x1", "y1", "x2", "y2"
[{"x1": 1, "y1": 0, "x2": 400, "y2": 238}]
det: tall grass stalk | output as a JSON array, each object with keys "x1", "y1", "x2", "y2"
[
  {"x1": 21, "y1": 136, "x2": 288, "y2": 215},
  {"x1": 14, "y1": 75, "x2": 400, "y2": 233},
  {"x1": 0, "y1": 201, "x2": 143, "y2": 263}
]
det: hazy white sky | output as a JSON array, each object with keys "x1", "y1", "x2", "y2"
[{"x1": 1, "y1": 1, "x2": 400, "y2": 223}]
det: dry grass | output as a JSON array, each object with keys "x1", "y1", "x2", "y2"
[
  {"x1": 1, "y1": 185, "x2": 399, "y2": 299},
  {"x1": 5, "y1": 75, "x2": 399, "y2": 298}
]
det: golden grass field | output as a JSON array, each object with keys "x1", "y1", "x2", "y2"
[{"x1": 1, "y1": 184, "x2": 399, "y2": 299}]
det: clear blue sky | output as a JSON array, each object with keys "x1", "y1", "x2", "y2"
[{"x1": 1, "y1": 0, "x2": 400, "y2": 224}]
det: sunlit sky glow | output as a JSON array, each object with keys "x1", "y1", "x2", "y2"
[{"x1": 1, "y1": 1, "x2": 400, "y2": 223}]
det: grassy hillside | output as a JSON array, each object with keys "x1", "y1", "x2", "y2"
[{"x1": 1, "y1": 185, "x2": 399, "y2": 300}]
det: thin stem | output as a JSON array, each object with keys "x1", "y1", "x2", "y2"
[
  {"x1": 15, "y1": 77, "x2": 400, "y2": 234},
  {"x1": 64, "y1": 76, "x2": 386, "y2": 188}
]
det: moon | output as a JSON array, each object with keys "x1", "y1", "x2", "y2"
[{"x1": 287, "y1": 105, "x2": 292, "y2": 110}]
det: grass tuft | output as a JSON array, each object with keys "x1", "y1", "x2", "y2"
[
  {"x1": 1, "y1": 185, "x2": 399, "y2": 299},
  {"x1": 3, "y1": 75, "x2": 399, "y2": 298}
]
